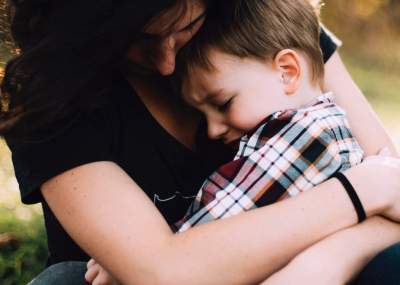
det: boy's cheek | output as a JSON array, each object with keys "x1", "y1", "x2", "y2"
[
  {"x1": 227, "y1": 114, "x2": 255, "y2": 134},
  {"x1": 228, "y1": 108, "x2": 265, "y2": 132}
]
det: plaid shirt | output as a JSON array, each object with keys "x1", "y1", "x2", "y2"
[{"x1": 175, "y1": 93, "x2": 364, "y2": 232}]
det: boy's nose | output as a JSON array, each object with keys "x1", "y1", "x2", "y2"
[{"x1": 207, "y1": 119, "x2": 229, "y2": 140}]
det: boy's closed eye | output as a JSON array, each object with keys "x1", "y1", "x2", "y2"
[
  {"x1": 207, "y1": 91, "x2": 236, "y2": 112},
  {"x1": 216, "y1": 97, "x2": 234, "y2": 112}
]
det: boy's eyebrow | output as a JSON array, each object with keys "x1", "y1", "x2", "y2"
[
  {"x1": 190, "y1": 89, "x2": 223, "y2": 105},
  {"x1": 204, "y1": 89, "x2": 224, "y2": 101},
  {"x1": 177, "y1": 11, "x2": 207, "y2": 33}
]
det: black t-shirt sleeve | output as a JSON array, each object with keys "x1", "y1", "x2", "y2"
[
  {"x1": 6, "y1": 109, "x2": 116, "y2": 204},
  {"x1": 320, "y1": 25, "x2": 342, "y2": 63}
]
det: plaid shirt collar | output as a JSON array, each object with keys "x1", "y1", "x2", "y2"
[{"x1": 236, "y1": 92, "x2": 335, "y2": 158}]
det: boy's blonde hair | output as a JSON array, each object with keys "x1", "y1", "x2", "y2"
[{"x1": 178, "y1": 0, "x2": 324, "y2": 85}]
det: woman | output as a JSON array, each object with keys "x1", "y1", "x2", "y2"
[{"x1": 1, "y1": 0, "x2": 400, "y2": 284}]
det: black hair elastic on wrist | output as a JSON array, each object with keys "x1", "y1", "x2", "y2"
[{"x1": 331, "y1": 172, "x2": 367, "y2": 223}]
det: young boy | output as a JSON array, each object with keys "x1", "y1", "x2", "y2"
[{"x1": 174, "y1": 0, "x2": 363, "y2": 232}]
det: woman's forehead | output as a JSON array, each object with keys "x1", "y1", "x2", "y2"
[{"x1": 144, "y1": 0, "x2": 206, "y2": 35}]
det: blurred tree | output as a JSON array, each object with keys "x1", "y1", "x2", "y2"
[
  {"x1": 322, "y1": 0, "x2": 400, "y2": 71},
  {"x1": 0, "y1": 0, "x2": 12, "y2": 46}
]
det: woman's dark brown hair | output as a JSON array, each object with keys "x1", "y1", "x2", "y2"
[{"x1": 0, "y1": 0, "x2": 187, "y2": 140}]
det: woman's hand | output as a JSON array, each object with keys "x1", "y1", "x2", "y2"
[
  {"x1": 344, "y1": 149, "x2": 400, "y2": 221},
  {"x1": 85, "y1": 258, "x2": 120, "y2": 285},
  {"x1": 367, "y1": 153, "x2": 400, "y2": 222}
]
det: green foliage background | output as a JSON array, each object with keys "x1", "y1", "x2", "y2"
[
  {"x1": 0, "y1": 0, "x2": 399, "y2": 284},
  {"x1": 0, "y1": 141, "x2": 48, "y2": 285}
]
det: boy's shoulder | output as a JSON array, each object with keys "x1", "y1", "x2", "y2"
[
  {"x1": 290, "y1": 92, "x2": 349, "y2": 131},
  {"x1": 294, "y1": 92, "x2": 344, "y2": 119}
]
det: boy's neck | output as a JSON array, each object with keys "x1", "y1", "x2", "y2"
[
  {"x1": 295, "y1": 81, "x2": 323, "y2": 106},
  {"x1": 291, "y1": 80, "x2": 324, "y2": 108}
]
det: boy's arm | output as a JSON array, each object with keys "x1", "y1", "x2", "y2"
[{"x1": 261, "y1": 216, "x2": 400, "y2": 285}]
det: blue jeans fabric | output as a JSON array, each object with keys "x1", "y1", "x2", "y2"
[
  {"x1": 28, "y1": 262, "x2": 88, "y2": 285},
  {"x1": 28, "y1": 243, "x2": 400, "y2": 285},
  {"x1": 350, "y1": 242, "x2": 400, "y2": 285}
]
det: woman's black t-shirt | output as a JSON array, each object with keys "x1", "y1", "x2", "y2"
[{"x1": 5, "y1": 28, "x2": 339, "y2": 266}]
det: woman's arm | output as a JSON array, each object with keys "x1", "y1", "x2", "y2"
[
  {"x1": 262, "y1": 216, "x2": 400, "y2": 285},
  {"x1": 323, "y1": 51, "x2": 399, "y2": 157},
  {"x1": 41, "y1": 158, "x2": 400, "y2": 285}
]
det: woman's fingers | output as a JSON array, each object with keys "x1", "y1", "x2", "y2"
[
  {"x1": 364, "y1": 147, "x2": 391, "y2": 163},
  {"x1": 85, "y1": 263, "x2": 100, "y2": 283},
  {"x1": 87, "y1": 258, "x2": 97, "y2": 268},
  {"x1": 85, "y1": 259, "x2": 120, "y2": 285},
  {"x1": 92, "y1": 268, "x2": 120, "y2": 285},
  {"x1": 364, "y1": 150, "x2": 400, "y2": 166},
  {"x1": 344, "y1": 153, "x2": 400, "y2": 221}
]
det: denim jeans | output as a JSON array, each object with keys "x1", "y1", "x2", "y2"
[
  {"x1": 349, "y1": 242, "x2": 400, "y2": 285},
  {"x1": 29, "y1": 242, "x2": 400, "y2": 285},
  {"x1": 28, "y1": 262, "x2": 88, "y2": 285}
]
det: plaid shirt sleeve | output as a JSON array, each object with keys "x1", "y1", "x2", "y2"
[{"x1": 176, "y1": 102, "x2": 361, "y2": 233}]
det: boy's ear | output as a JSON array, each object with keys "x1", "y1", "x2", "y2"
[{"x1": 274, "y1": 49, "x2": 301, "y2": 95}]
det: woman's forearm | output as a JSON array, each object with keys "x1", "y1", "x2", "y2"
[
  {"x1": 149, "y1": 176, "x2": 389, "y2": 285},
  {"x1": 42, "y1": 162, "x2": 393, "y2": 285},
  {"x1": 323, "y1": 51, "x2": 399, "y2": 157},
  {"x1": 262, "y1": 217, "x2": 400, "y2": 285}
]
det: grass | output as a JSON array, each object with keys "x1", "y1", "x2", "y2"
[{"x1": 0, "y1": 206, "x2": 47, "y2": 285}]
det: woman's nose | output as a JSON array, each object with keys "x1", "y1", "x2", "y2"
[{"x1": 155, "y1": 36, "x2": 177, "y2": 76}]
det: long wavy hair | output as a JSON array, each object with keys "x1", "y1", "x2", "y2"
[{"x1": 0, "y1": 0, "x2": 184, "y2": 140}]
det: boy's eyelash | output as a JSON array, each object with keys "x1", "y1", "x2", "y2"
[{"x1": 217, "y1": 98, "x2": 233, "y2": 112}]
